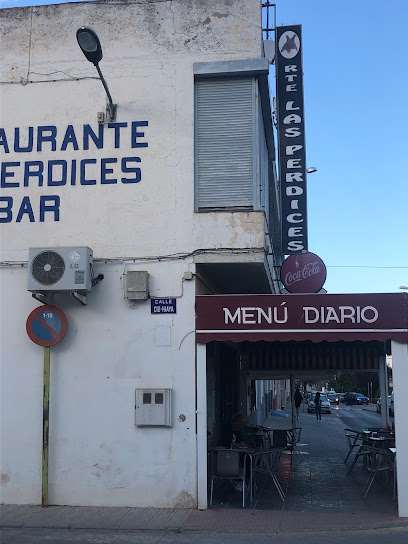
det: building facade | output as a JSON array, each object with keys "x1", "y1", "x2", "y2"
[{"x1": 0, "y1": 0, "x2": 280, "y2": 508}]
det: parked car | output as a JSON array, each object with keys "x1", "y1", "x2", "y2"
[
  {"x1": 344, "y1": 392, "x2": 369, "y2": 405},
  {"x1": 327, "y1": 392, "x2": 340, "y2": 404},
  {"x1": 376, "y1": 395, "x2": 392, "y2": 415},
  {"x1": 308, "y1": 393, "x2": 331, "y2": 414},
  {"x1": 305, "y1": 391, "x2": 317, "y2": 402}
]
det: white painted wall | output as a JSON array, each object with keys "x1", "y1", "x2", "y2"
[
  {"x1": 391, "y1": 341, "x2": 408, "y2": 517},
  {"x1": 1, "y1": 260, "x2": 198, "y2": 507},
  {"x1": 0, "y1": 0, "x2": 263, "y2": 507},
  {"x1": 0, "y1": 0, "x2": 263, "y2": 259}
]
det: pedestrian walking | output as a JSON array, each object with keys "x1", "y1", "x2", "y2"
[
  {"x1": 294, "y1": 388, "x2": 303, "y2": 420},
  {"x1": 314, "y1": 392, "x2": 322, "y2": 422}
]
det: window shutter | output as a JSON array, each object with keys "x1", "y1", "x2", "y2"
[{"x1": 196, "y1": 78, "x2": 254, "y2": 209}]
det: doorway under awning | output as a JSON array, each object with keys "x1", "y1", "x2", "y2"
[{"x1": 195, "y1": 292, "x2": 408, "y2": 516}]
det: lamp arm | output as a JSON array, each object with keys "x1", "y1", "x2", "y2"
[{"x1": 95, "y1": 64, "x2": 116, "y2": 121}]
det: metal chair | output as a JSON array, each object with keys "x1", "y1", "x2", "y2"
[
  {"x1": 361, "y1": 446, "x2": 396, "y2": 499},
  {"x1": 286, "y1": 427, "x2": 304, "y2": 463},
  {"x1": 209, "y1": 449, "x2": 247, "y2": 507}
]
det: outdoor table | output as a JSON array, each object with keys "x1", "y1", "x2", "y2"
[
  {"x1": 344, "y1": 428, "x2": 365, "y2": 464},
  {"x1": 368, "y1": 435, "x2": 395, "y2": 450},
  {"x1": 346, "y1": 430, "x2": 376, "y2": 475},
  {"x1": 245, "y1": 446, "x2": 286, "y2": 503},
  {"x1": 229, "y1": 445, "x2": 286, "y2": 504}
]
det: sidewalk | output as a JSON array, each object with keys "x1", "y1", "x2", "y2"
[
  {"x1": 1, "y1": 503, "x2": 408, "y2": 534},
  {"x1": 2, "y1": 402, "x2": 406, "y2": 534}
]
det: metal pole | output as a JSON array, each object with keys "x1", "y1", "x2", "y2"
[
  {"x1": 378, "y1": 354, "x2": 389, "y2": 430},
  {"x1": 95, "y1": 64, "x2": 116, "y2": 121},
  {"x1": 42, "y1": 346, "x2": 50, "y2": 507},
  {"x1": 290, "y1": 375, "x2": 295, "y2": 428}
]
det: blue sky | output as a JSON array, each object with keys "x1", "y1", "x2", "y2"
[
  {"x1": 272, "y1": 0, "x2": 408, "y2": 294},
  {"x1": 1, "y1": 0, "x2": 407, "y2": 294}
]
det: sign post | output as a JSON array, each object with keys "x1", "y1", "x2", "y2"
[
  {"x1": 26, "y1": 305, "x2": 68, "y2": 507},
  {"x1": 42, "y1": 346, "x2": 50, "y2": 507}
]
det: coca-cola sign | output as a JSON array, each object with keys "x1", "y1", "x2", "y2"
[{"x1": 280, "y1": 252, "x2": 326, "y2": 293}]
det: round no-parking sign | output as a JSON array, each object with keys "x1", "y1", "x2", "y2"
[{"x1": 26, "y1": 305, "x2": 68, "y2": 347}]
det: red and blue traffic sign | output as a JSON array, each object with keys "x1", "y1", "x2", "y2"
[{"x1": 26, "y1": 305, "x2": 68, "y2": 347}]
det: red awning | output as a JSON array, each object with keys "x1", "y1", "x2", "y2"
[{"x1": 195, "y1": 292, "x2": 408, "y2": 344}]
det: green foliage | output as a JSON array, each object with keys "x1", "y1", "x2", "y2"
[{"x1": 334, "y1": 371, "x2": 355, "y2": 393}]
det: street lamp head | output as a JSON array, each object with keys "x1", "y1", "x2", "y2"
[
  {"x1": 399, "y1": 286, "x2": 408, "y2": 290},
  {"x1": 76, "y1": 27, "x2": 103, "y2": 65},
  {"x1": 306, "y1": 167, "x2": 317, "y2": 174}
]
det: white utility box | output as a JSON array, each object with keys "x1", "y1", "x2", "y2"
[{"x1": 135, "y1": 388, "x2": 172, "y2": 427}]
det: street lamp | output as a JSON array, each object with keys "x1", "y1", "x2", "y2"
[
  {"x1": 399, "y1": 286, "x2": 408, "y2": 290},
  {"x1": 76, "y1": 26, "x2": 116, "y2": 122},
  {"x1": 306, "y1": 167, "x2": 317, "y2": 174}
]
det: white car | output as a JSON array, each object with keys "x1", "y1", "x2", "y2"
[{"x1": 308, "y1": 393, "x2": 331, "y2": 414}]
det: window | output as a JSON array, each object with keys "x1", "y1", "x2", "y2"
[{"x1": 195, "y1": 78, "x2": 255, "y2": 210}]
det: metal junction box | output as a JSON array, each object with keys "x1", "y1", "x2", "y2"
[
  {"x1": 125, "y1": 270, "x2": 149, "y2": 300},
  {"x1": 135, "y1": 388, "x2": 172, "y2": 427}
]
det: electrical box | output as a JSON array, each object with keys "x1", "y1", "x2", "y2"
[
  {"x1": 135, "y1": 389, "x2": 172, "y2": 427},
  {"x1": 125, "y1": 270, "x2": 149, "y2": 300}
]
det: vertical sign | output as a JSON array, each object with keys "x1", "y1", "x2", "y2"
[{"x1": 276, "y1": 25, "x2": 308, "y2": 254}]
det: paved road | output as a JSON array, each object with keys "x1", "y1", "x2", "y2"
[{"x1": 2, "y1": 526, "x2": 408, "y2": 543}]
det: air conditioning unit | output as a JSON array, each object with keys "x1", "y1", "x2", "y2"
[{"x1": 28, "y1": 247, "x2": 93, "y2": 293}]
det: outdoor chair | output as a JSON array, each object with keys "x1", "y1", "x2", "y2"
[
  {"x1": 286, "y1": 427, "x2": 304, "y2": 463},
  {"x1": 361, "y1": 446, "x2": 396, "y2": 499},
  {"x1": 209, "y1": 449, "x2": 247, "y2": 508}
]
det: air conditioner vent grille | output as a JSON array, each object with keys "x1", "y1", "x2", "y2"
[
  {"x1": 28, "y1": 246, "x2": 93, "y2": 292},
  {"x1": 31, "y1": 250, "x2": 66, "y2": 286}
]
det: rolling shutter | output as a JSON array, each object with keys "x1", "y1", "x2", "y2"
[{"x1": 196, "y1": 78, "x2": 254, "y2": 209}]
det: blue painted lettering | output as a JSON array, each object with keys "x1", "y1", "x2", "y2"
[
  {"x1": 70, "y1": 160, "x2": 77, "y2": 185},
  {"x1": 80, "y1": 159, "x2": 97, "y2": 185},
  {"x1": 0, "y1": 128, "x2": 10, "y2": 153},
  {"x1": 14, "y1": 127, "x2": 34, "y2": 153},
  {"x1": 24, "y1": 161, "x2": 44, "y2": 187},
  {"x1": 1, "y1": 162, "x2": 20, "y2": 188},
  {"x1": 47, "y1": 160, "x2": 67, "y2": 186},
  {"x1": 0, "y1": 195, "x2": 60, "y2": 222},
  {"x1": 131, "y1": 121, "x2": 148, "y2": 148},
  {"x1": 108, "y1": 122, "x2": 127, "y2": 149},
  {"x1": 121, "y1": 157, "x2": 141, "y2": 183},
  {"x1": 0, "y1": 197, "x2": 13, "y2": 222},
  {"x1": 83, "y1": 124, "x2": 104, "y2": 150},
  {"x1": 101, "y1": 158, "x2": 117, "y2": 184},
  {"x1": 16, "y1": 196, "x2": 35, "y2": 222},
  {"x1": 61, "y1": 125, "x2": 79, "y2": 151},
  {"x1": 37, "y1": 126, "x2": 57, "y2": 152},
  {"x1": 40, "y1": 196, "x2": 60, "y2": 222}
]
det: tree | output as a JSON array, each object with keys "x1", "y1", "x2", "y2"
[{"x1": 333, "y1": 372, "x2": 355, "y2": 393}]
